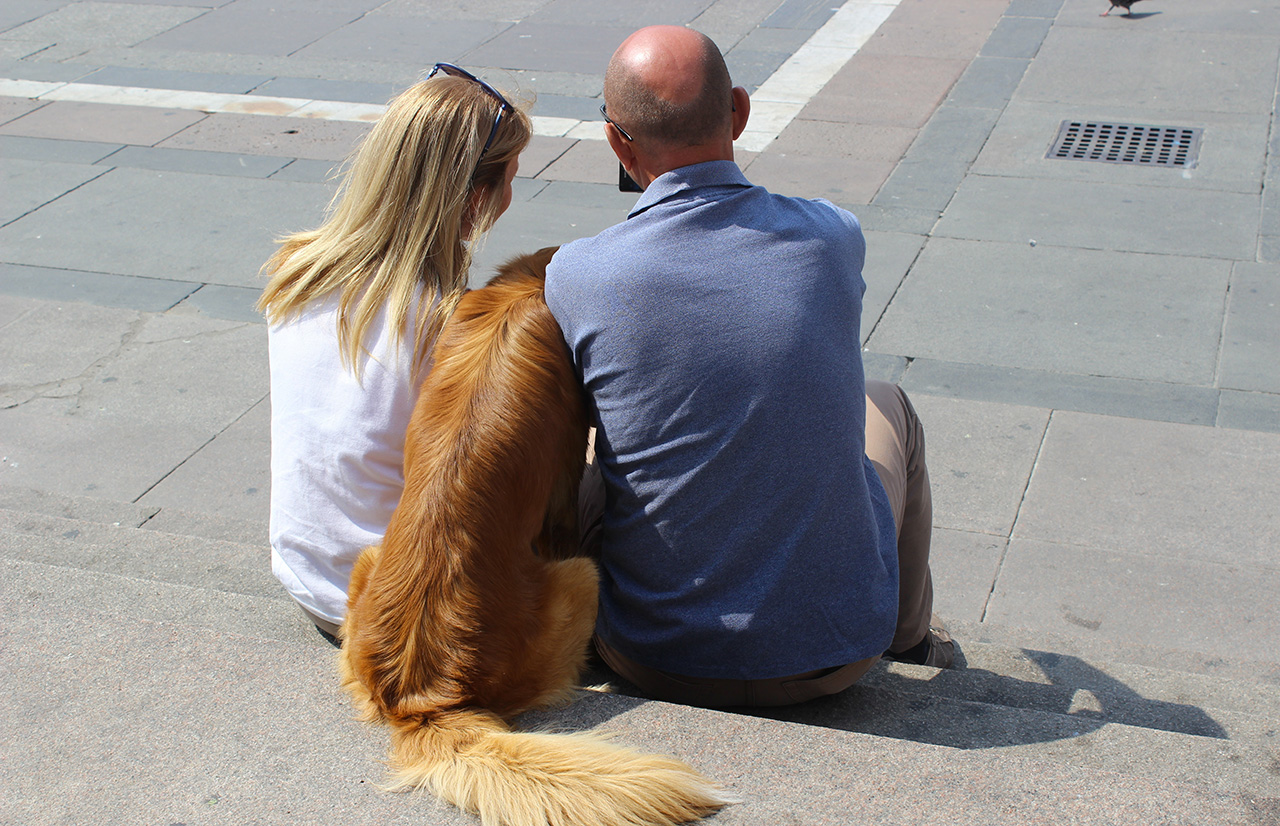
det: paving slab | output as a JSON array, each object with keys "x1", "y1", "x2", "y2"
[
  {"x1": 988, "y1": 536, "x2": 1279, "y2": 669},
  {"x1": 928, "y1": 527, "x2": 1008, "y2": 624},
  {"x1": 745, "y1": 151, "x2": 897, "y2": 204},
  {"x1": 463, "y1": 21, "x2": 634, "y2": 75},
  {"x1": 526, "y1": 0, "x2": 714, "y2": 27},
  {"x1": 0, "y1": 305, "x2": 267, "y2": 501},
  {"x1": 79, "y1": 65, "x2": 271, "y2": 94},
  {"x1": 909, "y1": 393, "x2": 1049, "y2": 537},
  {"x1": 295, "y1": 15, "x2": 512, "y2": 65},
  {"x1": 899, "y1": 358, "x2": 1224, "y2": 428},
  {"x1": 0, "y1": 156, "x2": 108, "y2": 225},
  {"x1": 1013, "y1": 410, "x2": 1280, "y2": 569},
  {"x1": 803, "y1": 53, "x2": 970, "y2": 128},
  {"x1": 156, "y1": 111, "x2": 371, "y2": 160},
  {"x1": 177, "y1": 282, "x2": 267, "y2": 323},
  {"x1": 1017, "y1": 27, "x2": 1280, "y2": 115},
  {"x1": 95, "y1": 144, "x2": 292, "y2": 178},
  {"x1": 0, "y1": 95, "x2": 44, "y2": 126},
  {"x1": 138, "y1": 5, "x2": 364, "y2": 58},
  {"x1": 0, "y1": 133, "x2": 122, "y2": 164},
  {"x1": 936, "y1": 173, "x2": 1259, "y2": 259},
  {"x1": 0, "y1": 294, "x2": 141, "y2": 410},
  {"x1": 0, "y1": 262, "x2": 198, "y2": 312},
  {"x1": 1219, "y1": 262, "x2": 1280, "y2": 394},
  {"x1": 0, "y1": 167, "x2": 331, "y2": 286},
  {"x1": 972, "y1": 100, "x2": 1269, "y2": 195},
  {"x1": 868, "y1": 238, "x2": 1233, "y2": 385},
  {"x1": 1217, "y1": 389, "x2": 1280, "y2": 434},
  {"x1": 0, "y1": 99, "x2": 207, "y2": 146},
  {"x1": 135, "y1": 395, "x2": 270, "y2": 525},
  {"x1": 859, "y1": 228, "x2": 924, "y2": 338},
  {"x1": 0, "y1": 1, "x2": 205, "y2": 62}
]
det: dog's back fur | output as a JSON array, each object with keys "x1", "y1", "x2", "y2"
[{"x1": 339, "y1": 247, "x2": 729, "y2": 826}]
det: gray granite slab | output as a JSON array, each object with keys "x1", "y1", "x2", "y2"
[
  {"x1": 295, "y1": 15, "x2": 512, "y2": 64},
  {"x1": 872, "y1": 157, "x2": 971, "y2": 213},
  {"x1": 762, "y1": 0, "x2": 838, "y2": 30},
  {"x1": 980, "y1": 15, "x2": 1053, "y2": 60},
  {"x1": 692, "y1": 0, "x2": 785, "y2": 36},
  {"x1": 1018, "y1": 28, "x2": 1280, "y2": 115},
  {"x1": 1219, "y1": 262, "x2": 1280, "y2": 394},
  {"x1": 370, "y1": 0, "x2": 550, "y2": 20},
  {"x1": 527, "y1": 0, "x2": 713, "y2": 26},
  {"x1": 0, "y1": 263, "x2": 198, "y2": 312},
  {"x1": 138, "y1": 6, "x2": 363, "y2": 57},
  {"x1": 80, "y1": 66, "x2": 272, "y2": 95},
  {"x1": 868, "y1": 238, "x2": 1232, "y2": 385},
  {"x1": 0, "y1": 157, "x2": 107, "y2": 226},
  {"x1": 136, "y1": 396, "x2": 270, "y2": 525},
  {"x1": 987, "y1": 536, "x2": 1279, "y2": 668},
  {"x1": 909, "y1": 393, "x2": 1050, "y2": 537},
  {"x1": 1, "y1": 2, "x2": 205, "y2": 62},
  {"x1": 267, "y1": 157, "x2": 342, "y2": 183},
  {"x1": 934, "y1": 174, "x2": 1259, "y2": 260},
  {"x1": 0, "y1": 294, "x2": 142, "y2": 409},
  {"x1": 463, "y1": 22, "x2": 634, "y2": 74},
  {"x1": 944, "y1": 56, "x2": 1029, "y2": 110},
  {"x1": 177, "y1": 283, "x2": 266, "y2": 323},
  {"x1": 895, "y1": 103, "x2": 1002, "y2": 165},
  {"x1": 252, "y1": 75, "x2": 403, "y2": 104},
  {"x1": 1014, "y1": 410, "x2": 1280, "y2": 568},
  {"x1": 0, "y1": 167, "x2": 332, "y2": 287},
  {"x1": 1056, "y1": 0, "x2": 1280, "y2": 36},
  {"x1": 0, "y1": 1, "x2": 66, "y2": 33},
  {"x1": 0, "y1": 134, "x2": 123, "y2": 164},
  {"x1": 899, "y1": 358, "x2": 1223, "y2": 428},
  {"x1": 972, "y1": 101, "x2": 1269, "y2": 195},
  {"x1": 0, "y1": 310, "x2": 267, "y2": 501},
  {"x1": 0, "y1": 484, "x2": 158, "y2": 529},
  {"x1": 860, "y1": 229, "x2": 925, "y2": 342},
  {"x1": 95, "y1": 145, "x2": 292, "y2": 178},
  {"x1": 1217, "y1": 389, "x2": 1280, "y2": 433},
  {"x1": 1005, "y1": 0, "x2": 1066, "y2": 17},
  {"x1": 0, "y1": 59, "x2": 95, "y2": 83},
  {"x1": 527, "y1": 92, "x2": 601, "y2": 121},
  {"x1": 928, "y1": 527, "x2": 1008, "y2": 624}
]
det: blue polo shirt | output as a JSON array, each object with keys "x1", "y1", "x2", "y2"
[{"x1": 545, "y1": 161, "x2": 898, "y2": 679}]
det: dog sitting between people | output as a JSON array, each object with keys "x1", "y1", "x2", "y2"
[{"x1": 339, "y1": 246, "x2": 730, "y2": 826}]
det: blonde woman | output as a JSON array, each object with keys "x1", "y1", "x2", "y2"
[{"x1": 259, "y1": 64, "x2": 532, "y2": 639}]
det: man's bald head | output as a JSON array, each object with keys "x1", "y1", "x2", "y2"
[{"x1": 604, "y1": 26, "x2": 733, "y2": 148}]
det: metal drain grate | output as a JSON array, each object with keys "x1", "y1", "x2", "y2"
[{"x1": 1047, "y1": 121, "x2": 1202, "y2": 168}]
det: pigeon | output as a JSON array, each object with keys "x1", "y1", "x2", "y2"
[{"x1": 1101, "y1": 0, "x2": 1146, "y2": 15}]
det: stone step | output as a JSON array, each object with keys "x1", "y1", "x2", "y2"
[{"x1": 1, "y1": 555, "x2": 1263, "y2": 826}]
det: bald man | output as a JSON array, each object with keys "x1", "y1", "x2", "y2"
[{"x1": 546, "y1": 26, "x2": 952, "y2": 709}]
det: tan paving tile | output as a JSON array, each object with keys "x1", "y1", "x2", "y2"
[
  {"x1": 156, "y1": 112, "x2": 370, "y2": 161},
  {"x1": 0, "y1": 100, "x2": 206, "y2": 147}
]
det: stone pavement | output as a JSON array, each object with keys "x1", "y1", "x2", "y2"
[{"x1": 1, "y1": 0, "x2": 1278, "y2": 823}]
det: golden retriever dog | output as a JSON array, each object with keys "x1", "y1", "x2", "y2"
[{"x1": 339, "y1": 247, "x2": 729, "y2": 826}]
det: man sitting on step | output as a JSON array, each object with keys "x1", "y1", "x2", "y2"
[{"x1": 545, "y1": 25, "x2": 954, "y2": 709}]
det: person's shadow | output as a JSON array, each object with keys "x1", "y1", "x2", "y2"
[{"x1": 521, "y1": 641, "x2": 1227, "y2": 750}]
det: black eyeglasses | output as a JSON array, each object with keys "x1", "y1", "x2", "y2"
[
  {"x1": 428, "y1": 62, "x2": 513, "y2": 165},
  {"x1": 599, "y1": 103, "x2": 634, "y2": 142}
]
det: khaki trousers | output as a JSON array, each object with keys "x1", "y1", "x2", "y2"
[{"x1": 579, "y1": 379, "x2": 935, "y2": 708}]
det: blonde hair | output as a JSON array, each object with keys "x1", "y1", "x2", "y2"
[{"x1": 258, "y1": 74, "x2": 532, "y2": 380}]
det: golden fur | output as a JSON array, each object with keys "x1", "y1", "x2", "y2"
[{"x1": 339, "y1": 247, "x2": 729, "y2": 826}]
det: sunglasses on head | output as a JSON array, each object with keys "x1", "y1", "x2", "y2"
[{"x1": 428, "y1": 62, "x2": 513, "y2": 167}]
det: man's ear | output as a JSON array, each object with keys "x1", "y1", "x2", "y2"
[
  {"x1": 730, "y1": 86, "x2": 750, "y2": 140},
  {"x1": 606, "y1": 124, "x2": 637, "y2": 170}
]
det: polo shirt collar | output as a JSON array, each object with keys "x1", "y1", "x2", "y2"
[{"x1": 628, "y1": 160, "x2": 752, "y2": 218}]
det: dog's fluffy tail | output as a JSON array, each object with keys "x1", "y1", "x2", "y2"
[{"x1": 386, "y1": 707, "x2": 732, "y2": 826}]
